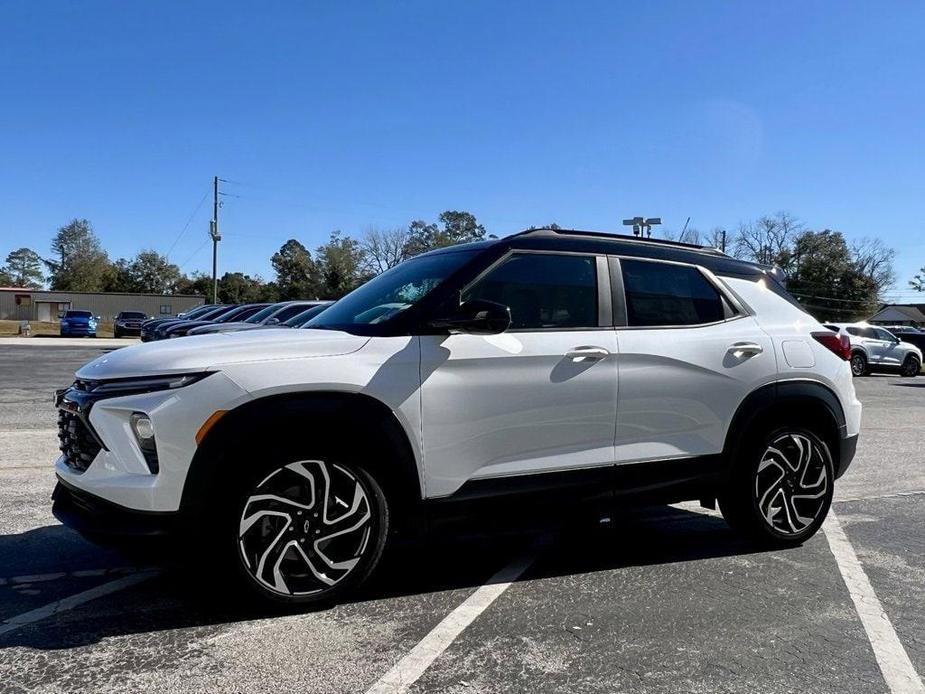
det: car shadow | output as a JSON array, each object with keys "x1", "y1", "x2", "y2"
[
  {"x1": 891, "y1": 382, "x2": 925, "y2": 388},
  {"x1": 0, "y1": 505, "x2": 769, "y2": 651}
]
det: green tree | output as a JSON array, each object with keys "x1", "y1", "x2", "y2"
[
  {"x1": 0, "y1": 267, "x2": 13, "y2": 286},
  {"x1": 127, "y1": 250, "x2": 183, "y2": 293},
  {"x1": 787, "y1": 230, "x2": 879, "y2": 321},
  {"x1": 2, "y1": 247, "x2": 44, "y2": 288},
  {"x1": 403, "y1": 210, "x2": 487, "y2": 257},
  {"x1": 271, "y1": 239, "x2": 318, "y2": 299},
  {"x1": 216, "y1": 272, "x2": 269, "y2": 303},
  {"x1": 175, "y1": 271, "x2": 213, "y2": 296},
  {"x1": 315, "y1": 231, "x2": 366, "y2": 298},
  {"x1": 47, "y1": 219, "x2": 111, "y2": 291},
  {"x1": 912, "y1": 268, "x2": 925, "y2": 292}
]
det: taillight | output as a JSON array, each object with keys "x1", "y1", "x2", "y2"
[{"x1": 812, "y1": 331, "x2": 851, "y2": 361}]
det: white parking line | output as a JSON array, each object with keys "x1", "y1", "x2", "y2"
[
  {"x1": 0, "y1": 570, "x2": 157, "y2": 638},
  {"x1": 0, "y1": 566, "x2": 143, "y2": 587},
  {"x1": 823, "y1": 511, "x2": 925, "y2": 694},
  {"x1": 365, "y1": 548, "x2": 538, "y2": 694}
]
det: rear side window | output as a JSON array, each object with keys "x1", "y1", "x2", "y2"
[
  {"x1": 463, "y1": 253, "x2": 598, "y2": 330},
  {"x1": 621, "y1": 259, "x2": 725, "y2": 327}
]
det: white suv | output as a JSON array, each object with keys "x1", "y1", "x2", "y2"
[
  {"x1": 53, "y1": 228, "x2": 862, "y2": 606},
  {"x1": 824, "y1": 323, "x2": 922, "y2": 377}
]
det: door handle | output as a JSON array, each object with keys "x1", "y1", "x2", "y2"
[
  {"x1": 566, "y1": 346, "x2": 610, "y2": 362},
  {"x1": 727, "y1": 342, "x2": 763, "y2": 359}
]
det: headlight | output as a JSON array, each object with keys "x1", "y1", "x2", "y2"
[{"x1": 79, "y1": 372, "x2": 213, "y2": 396}]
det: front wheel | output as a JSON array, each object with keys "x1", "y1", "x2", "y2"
[
  {"x1": 720, "y1": 428, "x2": 834, "y2": 546},
  {"x1": 901, "y1": 354, "x2": 920, "y2": 377},
  {"x1": 230, "y1": 457, "x2": 389, "y2": 607}
]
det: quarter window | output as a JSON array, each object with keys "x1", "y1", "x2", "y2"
[
  {"x1": 621, "y1": 259, "x2": 727, "y2": 327},
  {"x1": 463, "y1": 253, "x2": 598, "y2": 330}
]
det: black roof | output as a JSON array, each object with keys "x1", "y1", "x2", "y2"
[{"x1": 426, "y1": 227, "x2": 771, "y2": 280}]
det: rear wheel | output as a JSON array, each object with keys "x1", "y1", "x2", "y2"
[
  {"x1": 227, "y1": 454, "x2": 389, "y2": 607},
  {"x1": 901, "y1": 354, "x2": 920, "y2": 377},
  {"x1": 850, "y1": 352, "x2": 868, "y2": 377},
  {"x1": 720, "y1": 427, "x2": 834, "y2": 546}
]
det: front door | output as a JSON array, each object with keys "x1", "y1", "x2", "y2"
[
  {"x1": 419, "y1": 252, "x2": 618, "y2": 498},
  {"x1": 872, "y1": 327, "x2": 903, "y2": 366}
]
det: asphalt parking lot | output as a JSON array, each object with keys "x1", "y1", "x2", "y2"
[{"x1": 1, "y1": 345, "x2": 923, "y2": 694}]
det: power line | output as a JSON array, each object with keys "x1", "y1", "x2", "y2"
[
  {"x1": 178, "y1": 238, "x2": 210, "y2": 270},
  {"x1": 165, "y1": 189, "x2": 210, "y2": 260}
]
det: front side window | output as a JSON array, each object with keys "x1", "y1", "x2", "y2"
[
  {"x1": 621, "y1": 259, "x2": 725, "y2": 327},
  {"x1": 874, "y1": 328, "x2": 896, "y2": 341},
  {"x1": 462, "y1": 253, "x2": 598, "y2": 330}
]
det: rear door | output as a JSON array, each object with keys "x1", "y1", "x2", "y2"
[
  {"x1": 612, "y1": 257, "x2": 777, "y2": 463},
  {"x1": 419, "y1": 251, "x2": 618, "y2": 498}
]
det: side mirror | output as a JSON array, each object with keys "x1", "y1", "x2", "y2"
[
  {"x1": 265, "y1": 317, "x2": 280, "y2": 325},
  {"x1": 429, "y1": 299, "x2": 511, "y2": 335}
]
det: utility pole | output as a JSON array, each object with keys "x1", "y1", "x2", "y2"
[{"x1": 210, "y1": 176, "x2": 221, "y2": 303}]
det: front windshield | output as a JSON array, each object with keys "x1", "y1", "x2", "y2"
[
  {"x1": 245, "y1": 304, "x2": 284, "y2": 324},
  {"x1": 307, "y1": 250, "x2": 478, "y2": 329},
  {"x1": 287, "y1": 303, "x2": 331, "y2": 327}
]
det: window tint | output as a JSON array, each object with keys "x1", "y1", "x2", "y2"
[
  {"x1": 846, "y1": 327, "x2": 862, "y2": 336},
  {"x1": 621, "y1": 259, "x2": 725, "y2": 327},
  {"x1": 463, "y1": 253, "x2": 598, "y2": 329}
]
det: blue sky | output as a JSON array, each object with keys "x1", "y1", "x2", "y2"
[{"x1": 1, "y1": 1, "x2": 923, "y2": 297}]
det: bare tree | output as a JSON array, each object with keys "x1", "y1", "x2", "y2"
[
  {"x1": 730, "y1": 211, "x2": 802, "y2": 268},
  {"x1": 850, "y1": 237, "x2": 896, "y2": 295},
  {"x1": 360, "y1": 226, "x2": 410, "y2": 275}
]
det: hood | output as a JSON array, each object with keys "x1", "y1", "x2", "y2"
[{"x1": 76, "y1": 329, "x2": 370, "y2": 380}]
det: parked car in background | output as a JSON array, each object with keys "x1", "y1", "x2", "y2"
[
  {"x1": 141, "y1": 304, "x2": 217, "y2": 342},
  {"x1": 150, "y1": 305, "x2": 238, "y2": 341},
  {"x1": 160, "y1": 304, "x2": 266, "y2": 339},
  {"x1": 187, "y1": 301, "x2": 329, "y2": 336},
  {"x1": 59, "y1": 310, "x2": 97, "y2": 338},
  {"x1": 113, "y1": 311, "x2": 148, "y2": 338},
  {"x1": 881, "y1": 325, "x2": 925, "y2": 353},
  {"x1": 824, "y1": 323, "x2": 922, "y2": 377}
]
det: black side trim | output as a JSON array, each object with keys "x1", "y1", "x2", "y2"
[
  {"x1": 424, "y1": 456, "x2": 723, "y2": 531},
  {"x1": 52, "y1": 478, "x2": 179, "y2": 538}
]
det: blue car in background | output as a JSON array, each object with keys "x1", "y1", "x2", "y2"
[{"x1": 59, "y1": 310, "x2": 97, "y2": 337}]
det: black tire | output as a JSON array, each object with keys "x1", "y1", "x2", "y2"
[
  {"x1": 901, "y1": 354, "x2": 920, "y2": 377},
  {"x1": 719, "y1": 425, "x2": 834, "y2": 547},
  {"x1": 114, "y1": 329, "x2": 122, "y2": 338},
  {"x1": 850, "y1": 351, "x2": 868, "y2": 377},
  {"x1": 211, "y1": 444, "x2": 390, "y2": 609}
]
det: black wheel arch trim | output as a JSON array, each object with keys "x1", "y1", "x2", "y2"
[
  {"x1": 723, "y1": 379, "x2": 850, "y2": 476},
  {"x1": 181, "y1": 391, "x2": 423, "y2": 524}
]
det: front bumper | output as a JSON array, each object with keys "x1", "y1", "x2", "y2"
[
  {"x1": 61, "y1": 327, "x2": 96, "y2": 336},
  {"x1": 52, "y1": 478, "x2": 179, "y2": 538}
]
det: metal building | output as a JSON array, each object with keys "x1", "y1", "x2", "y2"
[{"x1": 0, "y1": 288, "x2": 206, "y2": 322}]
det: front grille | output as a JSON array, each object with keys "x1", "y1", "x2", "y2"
[{"x1": 57, "y1": 409, "x2": 102, "y2": 473}]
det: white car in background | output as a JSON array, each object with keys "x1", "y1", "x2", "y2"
[{"x1": 824, "y1": 323, "x2": 922, "y2": 377}]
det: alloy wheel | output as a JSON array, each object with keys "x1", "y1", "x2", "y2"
[
  {"x1": 850, "y1": 354, "x2": 866, "y2": 376},
  {"x1": 754, "y1": 433, "x2": 830, "y2": 536},
  {"x1": 238, "y1": 460, "x2": 373, "y2": 596},
  {"x1": 902, "y1": 356, "x2": 920, "y2": 377}
]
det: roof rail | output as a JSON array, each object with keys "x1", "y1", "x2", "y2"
[{"x1": 513, "y1": 227, "x2": 727, "y2": 255}]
